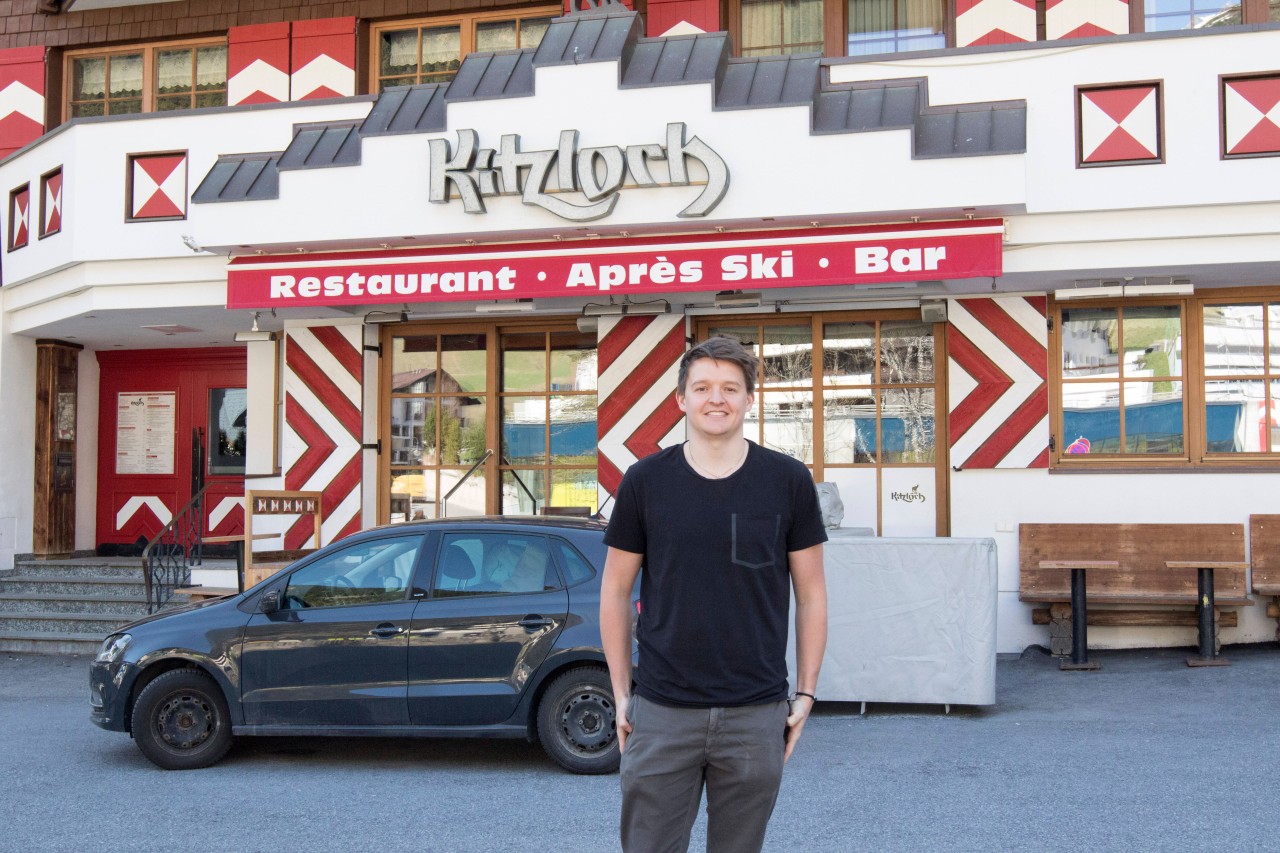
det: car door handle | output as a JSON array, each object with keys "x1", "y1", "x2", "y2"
[
  {"x1": 370, "y1": 623, "x2": 405, "y2": 638},
  {"x1": 518, "y1": 616, "x2": 554, "y2": 631}
]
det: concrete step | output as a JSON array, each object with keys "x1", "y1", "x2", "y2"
[
  {"x1": 0, "y1": 576, "x2": 152, "y2": 597},
  {"x1": 0, "y1": 591, "x2": 152, "y2": 615},
  {"x1": 0, "y1": 611, "x2": 140, "y2": 635},
  {"x1": 11, "y1": 559, "x2": 147, "y2": 580},
  {"x1": 0, "y1": 631, "x2": 105, "y2": 655}
]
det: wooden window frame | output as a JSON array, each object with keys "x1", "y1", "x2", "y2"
[
  {"x1": 1131, "y1": 0, "x2": 1270, "y2": 33},
  {"x1": 63, "y1": 37, "x2": 228, "y2": 123},
  {"x1": 1048, "y1": 288, "x2": 1280, "y2": 470},
  {"x1": 369, "y1": 8, "x2": 561, "y2": 92}
]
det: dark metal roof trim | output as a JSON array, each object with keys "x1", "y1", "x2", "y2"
[
  {"x1": 192, "y1": 154, "x2": 280, "y2": 203},
  {"x1": 195, "y1": 10, "x2": 1028, "y2": 202},
  {"x1": 277, "y1": 121, "x2": 362, "y2": 170}
]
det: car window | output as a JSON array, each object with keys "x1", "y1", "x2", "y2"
[
  {"x1": 434, "y1": 533, "x2": 558, "y2": 597},
  {"x1": 282, "y1": 536, "x2": 421, "y2": 609},
  {"x1": 551, "y1": 538, "x2": 596, "y2": 586}
]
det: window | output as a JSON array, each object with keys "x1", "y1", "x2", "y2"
[
  {"x1": 1140, "y1": 0, "x2": 1276, "y2": 30},
  {"x1": 698, "y1": 312, "x2": 945, "y2": 536},
  {"x1": 433, "y1": 533, "x2": 559, "y2": 596},
  {"x1": 372, "y1": 11, "x2": 557, "y2": 91},
  {"x1": 551, "y1": 538, "x2": 597, "y2": 586},
  {"x1": 66, "y1": 41, "x2": 227, "y2": 120},
  {"x1": 847, "y1": 0, "x2": 945, "y2": 55},
  {"x1": 207, "y1": 388, "x2": 247, "y2": 475},
  {"x1": 282, "y1": 536, "x2": 422, "y2": 609},
  {"x1": 1053, "y1": 294, "x2": 1280, "y2": 466},
  {"x1": 740, "y1": 0, "x2": 825, "y2": 55}
]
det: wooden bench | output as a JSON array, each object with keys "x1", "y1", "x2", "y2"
[
  {"x1": 176, "y1": 490, "x2": 322, "y2": 599},
  {"x1": 1020, "y1": 523, "x2": 1252, "y2": 666},
  {"x1": 1249, "y1": 515, "x2": 1280, "y2": 642}
]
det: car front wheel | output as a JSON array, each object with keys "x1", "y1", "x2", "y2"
[
  {"x1": 130, "y1": 668, "x2": 234, "y2": 770},
  {"x1": 536, "y1": 666, "x2": 620, "y2": 775}
]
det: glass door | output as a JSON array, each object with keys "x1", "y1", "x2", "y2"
[{"x1": 381, "y1": 321, "x2": 598, "y2": 521}]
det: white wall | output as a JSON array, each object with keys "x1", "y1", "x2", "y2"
[
  {"x1": 0, "y1": 317, "x2": 36, "y2": 567},
  {"x1": 951, "y1": 467, "x2": 1280, "y2": 653}
]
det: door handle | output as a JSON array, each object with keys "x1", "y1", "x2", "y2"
[
  {"x1": 370, "y1": 623, "x2": 405, "y2": 638},
  {"x1": 518, "y1": 615, "x2": 554, "y2": 631}
]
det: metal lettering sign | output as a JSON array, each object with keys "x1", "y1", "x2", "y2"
[
  {"x1": 227, "y1": 221, "x2": 1004, "y2": 310},
  {"x1": 429, "y1": 123, "x2": 729, "y2": 222}
]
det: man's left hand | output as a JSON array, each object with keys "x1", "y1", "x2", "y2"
[{"x1": 784, "y1": 695, "x2": 815, "y2": 763}]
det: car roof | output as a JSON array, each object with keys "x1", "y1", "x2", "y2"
[{"x1": 359, "y1": 515, "x2": 607, "y2": 538}]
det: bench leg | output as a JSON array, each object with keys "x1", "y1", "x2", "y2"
[
  {"x1": 1060, "y1": 568, "x2": 1100, "y2": 671},
  {"x1": 1048, "y1": 603, "x2": 1073, "y2": 657},
  {"x1": 1187, "y1": 567, "x2": 1229, "y2": 668}
]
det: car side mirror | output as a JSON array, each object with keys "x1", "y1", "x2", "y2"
[{"x1": 259, "y1": 589, "x2": 281, "y2": 614}]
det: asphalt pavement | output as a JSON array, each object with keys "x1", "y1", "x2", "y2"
[{"x1": 2, "y1": 643, "x2": 1278, "y2": 853}]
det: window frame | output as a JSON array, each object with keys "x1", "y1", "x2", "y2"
[
  {"x1": 369, "y1": 8, "x2": 561, "y2": 92},
  {"x1": 62, "y1": 37, "x2": 228, "y2": 122},
  {"x1": 1049, "y1": 289, "x2": 1280, "y2": 470}
]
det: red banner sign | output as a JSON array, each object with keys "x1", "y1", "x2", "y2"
[{"x1": 226, "y1": 220, "x2": 1003, "y2": 309}]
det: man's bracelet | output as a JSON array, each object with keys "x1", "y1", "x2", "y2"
[{"x1": 792, "y1": 691, "x2": 816, "y2": 702}]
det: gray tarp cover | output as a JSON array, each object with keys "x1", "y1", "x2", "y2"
[{"x1": 788, "y1": 532, "x2": 998, "y2": 706}]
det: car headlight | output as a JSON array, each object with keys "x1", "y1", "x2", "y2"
[{"x1": 95, "y1": 633, "x2": 131, "y2": 664}]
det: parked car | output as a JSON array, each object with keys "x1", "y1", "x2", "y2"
[{"x1": 90, "y1": 516, "x2": 626, "y2": 774}]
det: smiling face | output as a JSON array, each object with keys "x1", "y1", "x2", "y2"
[{"x1": 676, "y1": 356, "x2": 755, "y2": 441}]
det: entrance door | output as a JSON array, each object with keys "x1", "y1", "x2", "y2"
[
  {"x1": 381, "y1": 321, "x2": 598, "y2": 521},
  {"x1": 697, "y1": 311, "x2": 949, "y2": 536}
]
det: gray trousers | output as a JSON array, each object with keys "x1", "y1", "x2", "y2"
[{"x1": 619, "y1": 694, "x2": 789, "y2": 853}]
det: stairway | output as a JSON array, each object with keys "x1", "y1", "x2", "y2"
[{"x1": 0, "y1": 557, "x2": 170, "y2": 654}]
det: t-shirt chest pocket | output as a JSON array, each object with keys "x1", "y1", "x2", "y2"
[{"x1": 730, "y1": 513, "x2": 781, "y2": 570}]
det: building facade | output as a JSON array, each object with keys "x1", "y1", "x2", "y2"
[{"x1": 1, "y1": 0, "x2": 1278, "y2": 653}]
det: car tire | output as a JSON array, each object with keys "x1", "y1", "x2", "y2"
[
  {"x1": 536, "y1": 666, "x2": 620, "y2": 775},
  {"x1": 130, "y1": 668, "x2": 234, "y2": 770}
]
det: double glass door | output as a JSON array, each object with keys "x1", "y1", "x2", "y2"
[{"x1": 381, "y1": 320, "x2": 598, "y2": 521}]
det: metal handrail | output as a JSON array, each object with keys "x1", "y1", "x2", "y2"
[
  {"x1": 140, "y1": 483, "x2": 210, "y2": 612},
  {"x1": 441, "y1": 449, "x2": 493, "y2": 517},
  {"x1": 502, "y1": 455, "x2": 539, "y2": 514}
]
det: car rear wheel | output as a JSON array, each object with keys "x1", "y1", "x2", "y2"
[
  {"x1": 536, "y1": 666, "x2": 620, "y2": 775},
  {"x1": 131, "y1": 669, "x2": 234, "y2": 770}
]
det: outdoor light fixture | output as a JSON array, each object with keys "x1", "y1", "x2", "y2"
[
  {"x1": 1053, "y1": 280, "x2": 1125, "y2": 300},
  {"x1": 920, "y1": 300, "x2": 948, "y2": 324},
  {"x1": 475, "y1": 300, "x2": 536, "y2": 314},
  {"x1": 234, "y1": 311, "x2": 276, "y2": 342},
  {"x1": 365, "y1": 305, "x2": 410, "y2": 324},
  {"x1": 713, "y1": 291, "x2": 763, "y2": 309},
  {"x1": 576, "y1": 316, "x2": 599, "y2": 334},
  {"x1": 581, "y1": 299, "x2": 671, "y2": 317},
  {"x1": 1123, "y1": 278, "x2": 1194, "y2": 297}
]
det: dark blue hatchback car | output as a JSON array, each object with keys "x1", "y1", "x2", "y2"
[{"x1": 90, "y1": 516, "x2": 622, "y2": 774}]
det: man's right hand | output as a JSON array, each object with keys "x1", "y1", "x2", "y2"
[{"x1": 616, "y1": 693, "x2": 633, "y2": 753}]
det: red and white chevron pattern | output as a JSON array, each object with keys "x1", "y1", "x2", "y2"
[
  {"x1": 207, "y1": 495, "x2": 245, "y2": 536},
  {"x1": 1045, "y1": 0, "x2": 1129, "y2": 40},
  {"x1": 9, "y1": 183, "x2": 29, "y2": 249},
  {"x1": 948, "y1": 296, "x2": 1049, "y2": 469},
  {"x1": 597, "y1": 315, "x2": 687, "y2": 504},
  {"x1": 115, "y1": 495, "x2": 172, "y2": 533},
  {"x1": 955, "y1": 0, "x2": 1035, "y2": 47},
  {"x1": 291, "y1": 17, "x2": 356, "y2": 101},
  {"x1": 1224, "y1": 75, "x2": 1280, "y2": 156},
  {"x1": 0, "y1": 46, "x2": 45, "y2": 159},
  {"x1": 41, "y1": 167, "x2": 61, "y2": 237},
  {"x1": 283, "y1": 324, "x2": 363, "y2": 548},
  {"x1": 130, "y1": 153, "x2": 186, "y2": 219},
  {"x1": 1079, "y1": 85, "x2": 1160, "y2": 164},
  {"x1": 228, "y1": 22, "x2": 291, "y2": 105}
]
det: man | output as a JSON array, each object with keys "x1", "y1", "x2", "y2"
[{"x1": 600, "y1": 335, "x2": 828, "y2": 853}]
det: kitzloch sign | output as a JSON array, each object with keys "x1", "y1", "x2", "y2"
[{"x1": 226, "y1": 220, "x2": 1003, "y2": 310}]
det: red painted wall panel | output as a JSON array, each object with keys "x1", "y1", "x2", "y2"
[
  {"x1": 645, "y1": 0, "x2": 719, "y2": 35},
  {"x1": 291, "y1": 16, "x2": 357, "y2": 100},
  {"x1": 228, "y1": 22, "x2": 291, "y2": 106},
  {"x1": 0, "y1": 46, "x2": 46, "y2": 159}
]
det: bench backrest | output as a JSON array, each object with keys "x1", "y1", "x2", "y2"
[
  {"x1": 1019, "y1": 523, "x2": 1247, "y2": 601},
  {"x1": 1249, "y1": 515, "x2": 1280, "y2": 593}
]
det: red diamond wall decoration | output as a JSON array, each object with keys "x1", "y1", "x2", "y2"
[
  {"x1": 40, "y1": 167, "x2": 61, "y2": 237},
  {"x1": 1224, "y1": 75, "x2": 1280, "y2": 157},
  {"x1": 130, "y1": 153, "x2": 187, "y2": 220},
  {"x1": 8, "y1": 183, "x2": 29, "y2": 250},
  {"x1": 1079, "y1": 85, "x2": 1160, "y2": 165}
]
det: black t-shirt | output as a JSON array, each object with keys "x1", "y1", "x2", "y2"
[{"x1": 603, "y1": 441, "x2": 828, "y2": 708}]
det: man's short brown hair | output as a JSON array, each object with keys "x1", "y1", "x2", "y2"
[{"x1": 677, "y1": 335, "x2": 759, "y2": 396}]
